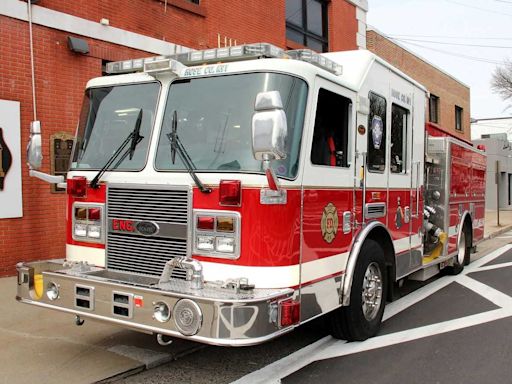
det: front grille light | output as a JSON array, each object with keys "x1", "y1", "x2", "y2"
[
  {"x1": 72, "y1": 203, "x2": 105, "y2": 244},
  {"x1": 193, "y1": 210, "x2": 240, "y2": 259}
]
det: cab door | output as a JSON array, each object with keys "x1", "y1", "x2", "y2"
[{"x1": 300, "y1": 77, "x2": 356, "y2": 323}]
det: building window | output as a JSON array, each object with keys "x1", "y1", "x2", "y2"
[
  {"x1": 286, "y1": 0, "x2": 328, "y2": 52},
  {"x1": 391, "y1": 104, "x2": 408, "y2": 174},
  {"x1": 455, "y1": 105, "x2": 463, "y2": 131},
  {"x1": 311, "y1": 88, "x2": 351, "y2": 167},
  {"x1": 189, "y1": 0, "x2": 199, "y2": 3},
  {"x1": 368, "y1": 92, "x2": 387, "y2": 173},
  {"x1": 429, "y1": 94, "x2": 439, "y2": 124}
]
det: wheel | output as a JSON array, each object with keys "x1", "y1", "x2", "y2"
[
  {"x1": 446, "y1": 226, "x2": 470, "y2": 275},
  {"x1": 329, "y1": 239, "x2": 387, "y2": 341}
]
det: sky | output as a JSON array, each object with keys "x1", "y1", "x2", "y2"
[{"x1": 367, "y1": 0, "x2": 512, "y2": 119}]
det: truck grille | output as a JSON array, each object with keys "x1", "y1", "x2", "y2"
[{"x1": 107, "y1": 186, "x2": 190, "y2": 278}]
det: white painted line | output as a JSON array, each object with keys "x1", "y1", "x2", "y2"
[
  {"x1": 466, "y1": 244, "x2": 512, "y2": 271},
  {"x1": 456, "y1": 275, "x2": 512, "y2": 308},
  {"x1": 472, "y1": 261, "x2": 512, "y2": 273},
  {"x1": 316, "y1": 308, "x2": 511, "y2": 361},
  {"x1": 230, "y1": 336, "x2": 339, "y2": 384}
]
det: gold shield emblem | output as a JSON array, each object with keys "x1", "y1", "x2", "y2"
[{"x1": 321, "y1": 203, "x2": 338, "y2": 244}]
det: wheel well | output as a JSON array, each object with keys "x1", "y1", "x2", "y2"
[{"x1": 367, "y1": 226, "x2": 396, "y2": 301}]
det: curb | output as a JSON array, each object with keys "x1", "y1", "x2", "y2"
[{"x1": 484, "y1": 225, "x2": 512, "y2": 241}]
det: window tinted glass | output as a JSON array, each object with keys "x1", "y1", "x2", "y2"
[
  {"x1": 286, "y1": 0, "x2": 328, "y2": 52},
  {"x1": 368, "y1": 93, "x2": 387, "y2": 172},
  {"x1": 307, "y1": 0, "x2": 323, "y2": 35},
  {"x1": 311, "y1": 88, "x2": 351, "y2": 167},
  {"x1": 286, "y1": 0, "x2": 303, "y2": 26},
  {"x1": 391, "y1": 104, "x2": 408, "y2": 174}
]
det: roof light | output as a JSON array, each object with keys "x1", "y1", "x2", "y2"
[
  {"x1": 144, "y1": 58, "x2": 182, "y2": 74},
  {"x1": 286, "y1": 49, "x2": 343, "y2": 75},
  {"x1": 170, "y1": 43, "x2": 287, "y2": 66},
  {"x1": 67, "y1": 176, "x2": 87, "y2": 198},
  {"x1": 219, "y1": 180, "x2": 241, "y2": 206},
  {"x1": 105, "y1": 56, "x2": 183, "y2": 75}
]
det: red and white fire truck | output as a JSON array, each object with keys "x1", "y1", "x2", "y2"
[{"x1": 18, "y1": 43, "x2": 486, "y2": 346}]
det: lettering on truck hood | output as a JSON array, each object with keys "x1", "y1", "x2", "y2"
[{"x1": 181, "y1": 64, "x2": 229, "y2": 78}]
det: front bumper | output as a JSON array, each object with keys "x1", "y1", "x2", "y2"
[{"x1": 16, "y1": 260, "x2": 294, "y2": 346}]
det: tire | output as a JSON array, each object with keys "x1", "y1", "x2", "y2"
[
  {"x1": 446, "y1": 226, "x2": 470, "y2": 275},
  {"x1": 330, "y1": 239, "x2": 387, "y2": 341}
]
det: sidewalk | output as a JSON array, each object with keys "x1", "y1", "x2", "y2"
[
  {"x1": 484, "y1": 209, "x2": 512, "y2": 239},
  {"x1": 0, "y1": 277, "x2": 201, "y2": 384}
]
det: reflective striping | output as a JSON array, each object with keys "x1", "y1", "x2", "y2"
[{"x1": 201, "y1": 252, "x2": 348, "y2": 289}]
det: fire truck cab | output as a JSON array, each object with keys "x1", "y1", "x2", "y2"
[{"x1": 18, "y1": 43, "x2": 485, "y2": 346}]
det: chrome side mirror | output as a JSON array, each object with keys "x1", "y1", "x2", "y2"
[
  {"x1": 27, "y1": 121, "x2": 42, "y2": 170},
  {"x1": 251, "y1": 91, "x2": 287, "y2": 161}
]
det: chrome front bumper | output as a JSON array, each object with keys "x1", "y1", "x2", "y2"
[{"x1": 16, "y1": 260, "x2": 294, "y2": 346}]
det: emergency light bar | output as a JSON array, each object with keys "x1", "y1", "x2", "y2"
[
  {"x1": 105, "y1": 42, "x2": 343, "y2": 76},
  {"x1": 287, "y1": 49, "x2": 343, "y2": 76},
  {"x1": 170, "y1": 43, "x2": 287, "y2": 66},
  {"x1": 106, "y1": 56, "x2": 184, "y2": 74}
]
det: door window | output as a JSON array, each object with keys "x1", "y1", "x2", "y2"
[
  {"x1": 367, "y1": 93, "x2": 387, "y2": 172},
  {"x1": 391, "y1": 104, "x2": 409, "y2": 174},
  {"x1": 310, "y1": 88, "x2": 351, "y2": 167}
]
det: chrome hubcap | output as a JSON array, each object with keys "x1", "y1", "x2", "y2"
[
  {"x1": 457, "y1": 231, "x2": 466, "y2": 265},
  {"x1": 362, "y1": 262, "x2": 383, "y2": 321}
]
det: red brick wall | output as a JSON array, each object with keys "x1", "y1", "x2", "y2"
[
  {"x1": 0, "y1": 0, "x2": 359, "y2": 276},
  {"x1": 328, "y1": 0, "x2": 358, "y2": 51},
  {"x1": 0, "y1": 17, "x2": 150, "y2": 276},
  {"x1": 367, "y1": 30, "x2": 471, "y2": 141}
]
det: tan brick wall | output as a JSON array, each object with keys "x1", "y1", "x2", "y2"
[{"x1": 367, "y1": 30, "x2": 470, "y2": 141}]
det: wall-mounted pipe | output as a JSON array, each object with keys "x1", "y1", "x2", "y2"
[{"x1": 27, "y1": 0, "x2": 38, "y2": 122}]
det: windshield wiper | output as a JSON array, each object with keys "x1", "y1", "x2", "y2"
[
  {"x1": 90, "y1": 109, "x2": 144, "y2": 189},
  {"x1": 167, "y1": 110, "x2": 211, "y2": 194}
]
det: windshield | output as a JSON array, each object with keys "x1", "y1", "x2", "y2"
[
  {"x1": 155, "y1": 73, "x2": 308, "y2": 179},
  {"x1": 72, "y1": 82, "x2": 160, "y2": 170}
]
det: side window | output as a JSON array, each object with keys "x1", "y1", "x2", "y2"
[
  {"x1": 368, "y1": 92, "x2": 387, "y2": 172},
  {"x1": 391, "y1": 104, "x2": 408, "y2": 174},
  {"x1": 311, "y1": 88, "x2": 351, "y2": 167}
]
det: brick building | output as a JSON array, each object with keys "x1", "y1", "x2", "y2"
[
  {"x1": 0, "y1": 0, "x2": 368, "y2": 275},
  {"x1": 367, "y1": 27, "x2": 471, "y2": 142}
]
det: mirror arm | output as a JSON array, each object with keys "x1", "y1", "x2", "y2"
[
  {"x1": 263, "y1": 159, "x2": 279, "y2": 191},
  {"x1": 29, "y1": 169, "x2": 65, "y2": 185}
]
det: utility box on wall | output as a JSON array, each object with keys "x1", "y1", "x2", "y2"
[
  {"x1": 0, "y1": 100, "x2": 22, "y2": 219},
  {"x1": 50, "y1": 132, "x2": 74, "y2": 193}
]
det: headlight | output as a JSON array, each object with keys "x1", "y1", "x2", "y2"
[
  {"x1": 153, "y1": 302, "x2": 171, "y2": 323},
  {"x1": 197, "y1": 236, "x2": 215, "y2": 251},
  {"x1": 74, "y1": 224, "x2": 87, "y2": 237},
  {"x1": 216, "y1": 237, "x2": 235, "y2": 253},
  {"x1": 193, "y1": 210, "x2": 240, "y2": 259},
  {"x1": 87, "y1": 225, "x2": 102, "y2": 239},
  {"x1": 72, "y1": 203, "x2": 105, "y2": 244},
  {"x1": 46, "y1": 282, "x2": 60, "y2": 301}
]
